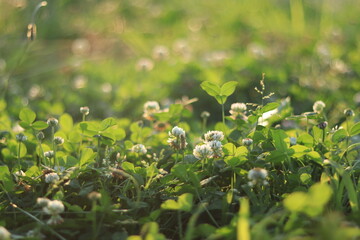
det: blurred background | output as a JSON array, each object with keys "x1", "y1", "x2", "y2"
[{"x1": 1, "y1": 0, "x2": 360, "y2": 124}]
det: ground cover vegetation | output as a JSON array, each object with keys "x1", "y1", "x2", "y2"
[{"x1": 1, "y1": 0, "x2": 360, "y2": 239}]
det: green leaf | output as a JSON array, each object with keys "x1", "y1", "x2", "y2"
[
  {"x1": 59, "y1": 113, "x2": 74, "y2": 132},
  {"x1": 19, "y1": 108, "x2": 36, "y2": 124},
  {"x1": 215, "y1": 95, "x2": 228, "y2": 104},
  {"x1": 32, "y1": 121, "x2": 48, "y2": 130},
  {"x1": 161, "y1": 193, "x2": 193, "y2": 212},
  {"x1": 220, "y1": 81, "x2": 237, "y2": 96},
  {"x1": 122, "y1": 162, "x2": 135, "y2": 173},
  {"x1": 350, "y1": 122, "x2": 360, "y2": 136},
  {"x1": 100, "y1": 117, "x2": 117, "y2": 131},
  {"x1": 332, "y1": 128, "x2": 348, "y2": 143},
  {"x1": 0, "y1": 165, "x2": 14, "y2": 191},
  {"x1": 259, "y1": 102, "x2": 279, "y2": 114},
  {"x1": 297, "y1": 133, "x2": 314, "y2": 147},
  {"x1": 284, "y1": 192, "x2": 308, "y2": 212},
  {"x1": 271, "y1": 129, "x2": 288, "y2": 151},
  {"x1": 342, "y1": 171, "x2": 359, "y2": 212},
  {"x1": 200, "y1": 81, "x2": 221, "y2": 97},
  {"x1": 80, "y1": 148, "x2": 96, "y2": 167}
]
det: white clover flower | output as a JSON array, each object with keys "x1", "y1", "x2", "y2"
[
  {"x1": 14, "y1": 170, "x2": 26, "y2": 182},
  {"x1": 47, "y1": 118, "x2": 58, "y2": 127},
  {"x1": 193, "y1": 144, "x2": 213, "y2": 160},
  {"x1": 229, "y1": 103, "x2": 247, "y2": 116},
  {"x1": 248, "y1": 168, "x2": 268, "y2": 187},
  {"x1": 37, "y1": 197, "x2": 50, "y2": 207},
  {"x1": 45, "y1": 173, "x2": 60, "y2": 183},
  {"x1": 0, "y1": 226, "x2": 11, "y2": 240},
  {"x1": 171, "y1": 126, "x2": 185, "y2": 137},
  {"x1": 131, "y1": 144, "x2": 147, "y2": 154},
  {"x1": 313, "y1": 100, "x2": 326, "y2": 113},
  {"x1": 43, "y1": 200, "x2": 65, "y2": 225},
  {"x1": 80, "y1": 106, "x2": 90, "y2": 115},
  {"x1": 207, "y1": 140, "x2": 223, "y2": 158},
  {"x1": 204, "y1": 130, "x2": 224, "y2": 142},
  {"x1": 168, "y1": 126, "x2": 187, "y2": 150},
  {"x1": 242, "y1": 138, "x2": 253, "y2": 146},
  {"x1": 54, "y1": 136, "x2": 64, "y2": 145},
  {"x1": 16, "y1": 133, "x2": 27, "y2": 142},
  {"x1": 143, "y1": 101, "x2": 160, "y2": 120},
  {"x1": 44, "y1": 151, "x2": 54, "y2": 158},
  {"x1": 43, "y1": 200, "x2": 64, "y2": 215},
  {"x1": 144, "y1": 101, "x2": 160, "y2": 113}
]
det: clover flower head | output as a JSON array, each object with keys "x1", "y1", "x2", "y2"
[
  {"x1": 43, "y1": 200, "x2": 64, "y2": 216},
  {"x1": 44, "y1": 150, "x2": 54, "y2": 158},
  {"x1": 313, "y1": 100, "x2": 326, "y2": 113},
  {"x1": 207, "y1": 140, "x2": 223, "y2": 158},
  {"x1": 290, "y1": 137, "x2": 297, "y2": 146},
  {"x1": 143, "y1": 101, "x2": 160, "y2": 120},
  {"x1": 170, "y1": 126, "x2": 185, "y2": 137},
  {"x1": 16, "y1": 133, "x2": 27, "y2": 142},
  {"x1": 47, "y1": 118, "x2": 58, "y2": 127},
  {"x1": 201, "y1": 111, "x2": 210, "y2": 118},
  {"x1": 131, "y1": 144, "x2": 147, "y2": 154},
  {"x1": 54, "y1": 136, "x2": 64, "y2": 145},
  {"x1": 204, "y1": 130, "x2": 224, "y2": 142},
  {"x1": 242, "y1": 138, "x2": 253, "y2": 146},
  {"x1": 37, "y1": 197, "x2": 50, "y2": 207},
  {"x1": 0, "y1": 226, "x2": 11, "y2": 240},
  {"x1": 80, "y1": 106, "x2": 90, "y2": 115},
  {"x1": 229, "y1": 103, "x2": 247, "y2": 116},
  {"x1": 193, "y1": 144, "x2": 213, "y2": 160},
  {"x1": 45, "y1": 172, "x2": 60, "y2": 183},
  {"x1": 248, "y1": 168, "x2": 268, "y2": 187}
]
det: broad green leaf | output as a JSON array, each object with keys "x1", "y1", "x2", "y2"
[
  {"x1": 25, "y1": 166, "x2": 41, "y2": 177},
  {"x1": 18, "y1": 142, "x2": 27, "y2": 158},
  {"x1": 284, "y1": 192, "x2": 308, "y2": 212},
  {"x1": 312, "y1": 126, "x2": 324, "y2": 142},
  {"x1": 19, "y1": 108, "x2": 36, "y2": 124},
  {"x1": 100, "y1": 117, "x2": 117, "y2": 131},
  {"x1": 332, "y1": 128, "x2": 347, "y2": 143},
  {"x1": 161, "y1": 193, "x2": 193, "y2": 212},
  {"x1": 220, "y1": 81, "x2": 237, "y2": 96},
  {"x1": 290, "y1": 145, "x2": 310, "y2": 158},
  {"x1": 223, "y1": 143, "x2": 236, "y2": 156},
  {"x1": 215, "y1": 95, "x2": 228, "y2": 104},
  {"x1": 200, "y1": 81, "x2": 221, "y2": 97},
  {"x1": 342, "y1": 171, "x2": 359, "y2": 212},
  {"x1": 60, "y1": 113, "x2": 74, "y2": 132},
  {"x1": 350, "y1": 122, "x2": 360, "y2": 136},
  {"x1": 266, "y1": 150, "x2": 290, "y2": 163},
  {"x1": 80, "y1": 148, "x2": 96, "y2": 166},
  {"x1": 259, "y1": 102, "x2": 279, "y2": 114},
  {"x1": 122, "y1": 162, "x2": 135, "y2": 173},
  {"x1": 32, "y1": 121, "x2": 48, "y2": 130},
  {"x1": 306, "y1": 151, "x2": 322, "y2": 164},
  {"x1": 224, "y1": 156, "x2": 245, "y2": 168},
  {"x1": 0, "y1": 165, "x2": 14, "y2": 191},
  {"x1": 271, "y1": 129, "x2": 288, "y2": 151},
  {"x1": 297, "y1": 133, "x2": 314, "y2": 147}
]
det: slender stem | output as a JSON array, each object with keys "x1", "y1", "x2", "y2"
[
  {"x1": 17, "y1": 142, "x2": 21, "y2": 168},
  {"x1": 97, "y1": 137, "x2": 101, "y2": 167},
  {"x1": 92, "y1": 201, "x2": 97, "y2": 240},
  {"x1": 221, "y1": 103, "x2": 225, "y2": 125},
  {"x1": 51, "y1": 127, "x2": 57, "y2": 169},
  {"x1": 178, "y1": 211, "x2": 183, "y2": 240}
]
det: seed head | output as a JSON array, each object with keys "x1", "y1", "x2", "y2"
[
  {"x1": 27, "y1": 23, "x2": 37, "y2": 41},
  {"x1": 136, "y1": 58, "x2": 154, "y2": 72},
  {"x1": 88, "y1": 191, "x2": 102, "y2": 201},
  {"x1": 201, "y1": 111, "x2": 210, "y2": 119},
  {"x1": 80, "y1": 106, "x2": 90, "y2": 115},
  {"x1": 152, "y1": 45, "x2": 169, "y2": 60},
  {"x1": 313, "y1": 101, "x2": 326, "y2": 113}
]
